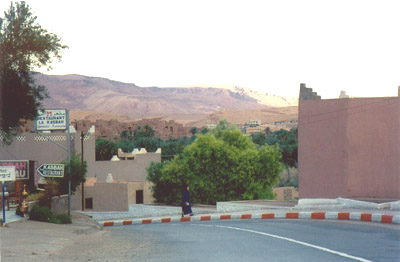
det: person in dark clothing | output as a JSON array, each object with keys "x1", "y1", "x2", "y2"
[{"x1": 181, "y1": 185, "x2": 194, "y2": 217}]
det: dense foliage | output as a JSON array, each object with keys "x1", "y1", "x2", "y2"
[
  {"x1": 58, "y1": 153, "x2": 87, "y2": 195},
  {"x1": 29, "y1": 205, "x2": 71, "y2": 224},
  {"x1": 96, "y1": 138, "x2": 118, "y2": 160},
  {"x1": 147, "y1": 121, "x2": 283, "y2": 205},
  {"x1": 95, "y1": 125, "x2": 196, "y2": 161},
  {"x1": 29, "y1": 205, "x2": 53, "y2": 222},
  {"x1": 0, "y1": 1, "x2": 67, "y2": 143},
  {"x1": 251, "y1": 128, "x2": 298, "y2": 168}
]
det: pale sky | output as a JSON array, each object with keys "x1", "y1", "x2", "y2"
[{"x1": 1, "y1": 0, "x2": 399, "y2": 99}]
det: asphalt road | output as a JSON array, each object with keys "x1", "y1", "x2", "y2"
[
  {"x1": 1, "y1": 217, "x2": 399, "y2": 261},
  {"x1": 109, "y1": 220, "x2": 400, "y2": 262}
]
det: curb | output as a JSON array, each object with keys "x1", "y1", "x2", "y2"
[{"x1": 99, "y1": 211, "x2": 400, "y2": 227}]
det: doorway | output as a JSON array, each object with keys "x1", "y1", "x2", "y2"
[{"x1": 136, "y1": 190, "x2": 144, "y2": 204}]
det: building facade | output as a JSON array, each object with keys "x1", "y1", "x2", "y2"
[
  {"x1": 298, "y1": 84, "x2": 400, "y2": 199},
  {"x1": 0, "y1": 125, "x2": 161, "y2": 211}
]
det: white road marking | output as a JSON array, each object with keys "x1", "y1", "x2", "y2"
[{"x1": 193, "y1": 224, "x2": 373, "y2": 262}]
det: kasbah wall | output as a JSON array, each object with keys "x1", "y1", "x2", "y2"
[
  {"x1": 298, "y1": 84, "x2": 400, "y2": 199},
  {"x1": 74, "y1": 117, "x2": 193, "y2": 141},
  {"x1": 16, "y1": 117, "x2": 193, "y2": 141}
]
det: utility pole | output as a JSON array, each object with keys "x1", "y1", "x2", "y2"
[
  {"x1": 67, "y1": 110, "x2": 71, "y2": 217},
  {"x1": 81, "y1": 131, "x2": 85, "y2": 211}
]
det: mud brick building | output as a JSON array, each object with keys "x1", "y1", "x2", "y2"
[
  {"x1": 298, "y1": 84, "x2": 400, "y2": 199},
  {"x1": 73, "y1": 117, "x2": 192, "y2": 140}
]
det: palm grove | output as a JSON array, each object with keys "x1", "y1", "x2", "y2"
[{"x1": 97, "y1": 121, "x2": 298, "y2": 205}]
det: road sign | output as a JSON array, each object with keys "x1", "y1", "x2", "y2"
[
  {"x1": 0, "y1": 166, "x2": 16, "y2": 182},
  {"x1": 35, "y1": 109, "x2": 67, "y2": 130},
  {"x1": 0, "y1": 160, "x2": 30, "y2": 180},
  {"x1": 37, "y1": 164, "x2": 64, "y2": 178}
]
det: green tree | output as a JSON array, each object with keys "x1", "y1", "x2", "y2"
[
  {"x1": 58, "y1": 153, "x2": 87, "y2": 195},
  {"x1": 250, "y1": 133, "x2": 267, "y2": 146},
  {"x1": 189, "y1": 127, "x2": 198, "y2": 135},
  {"x1": 147, "y1": 162, "x2": 174, "y2": 203},
  {"x1": 200, "y1": 127, "x2": 209, "y2": 134},
  {"x1": 251, "y1": 128, "x2": 298, "y2": 168},
  {"x1": 134, "y1": 125, "x2": 155, "y2": 138},
  {"x1": 0, "y1": 1, "x2": 67, "y2": 142},
  {"x1": 148, "y1": 121, "x2": 283, "y2": 205},
  {"x1": 133, "y1": 136, "x2": 161, "y2": 152},
  {"x1": 95, "y1": 138, "x2": 117, "y2": 160},
  {"x1": 120, "y1": 130, "x2": 134, "y2": 141},
  {"x1": 160, "y1": 137, "x2": 194, "y2": 161},
  {"x1": 117, "y1": 139, "x2": 134, "y2": 153},
  {"x1": 266, "y1": 128, "x2": 298, "y2": 168}
]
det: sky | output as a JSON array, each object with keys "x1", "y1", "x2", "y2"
[{"x1": 1, "y1": 0, "x2": 399, "y2": 99}]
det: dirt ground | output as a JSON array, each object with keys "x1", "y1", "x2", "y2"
[{"x1": 0, "y1": 212, "x2": 150, "y2": 262}]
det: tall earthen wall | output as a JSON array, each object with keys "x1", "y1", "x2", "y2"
[{"x1": 299, "y1": 92, "x2": 400, "y2": 199}]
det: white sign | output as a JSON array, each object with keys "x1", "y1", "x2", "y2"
[
  {"x1": 37, "y1": 164, "x2": 64, "y2": 178},
  {"x1": 0, "y1": 166, "x2": 16, "y2": 182},
  {"x1": 35, "y1": 109, "x2": 67, "y2": 130}
]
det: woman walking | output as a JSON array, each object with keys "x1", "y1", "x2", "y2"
[{"x1": 181, "y1": 185, "x2": 194, "y2": 217}]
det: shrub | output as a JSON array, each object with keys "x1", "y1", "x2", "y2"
[
  {"x1": 29, "y1": 205, "x2": 53, "y2": 222},
  {"x1": 54, "y1": 213, "x2": 72, "y2": 224},
  {"x1": 50, "y1": 218, "x2": 62, "y2": 224},
  {"x1": 38, "y1": 180, "x2": 60, "y2": 208}
]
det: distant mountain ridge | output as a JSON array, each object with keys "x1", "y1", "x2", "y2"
[{"x1": 35, "y1": 73, "x2": 298, "y2": 121}]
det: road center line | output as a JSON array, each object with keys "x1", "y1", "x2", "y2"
[{"x1": 193, "y1": 224, "x2": 373, "y2": 262}]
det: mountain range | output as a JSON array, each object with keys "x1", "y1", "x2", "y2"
[{"x1": 34, "y1": 73, "x2": 298, "y2": 124}]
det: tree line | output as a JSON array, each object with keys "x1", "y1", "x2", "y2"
[{"x1": 96, "y1": 121, "x2": 298, "y2": 205}]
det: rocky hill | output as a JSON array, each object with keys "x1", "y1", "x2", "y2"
[{"x1": 35, "y1": 73, "x2": 298, "y2": 123}]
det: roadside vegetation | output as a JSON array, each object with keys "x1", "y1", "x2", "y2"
[
  {"x1": 147, "y1": 121, "x2": 284, "y2": 205},
  {"x1": 95, "y1": 120, "x2": 298, "y2": 205},
  {"x1": 25, "y1": 155, "x2": 86, "y2": 223},
  {"x1": 251, "y1": 128, "x2": 298, "y2": 187},
  {"x1": 29, "y1": 205, "x2": 71, "y2": 224}
]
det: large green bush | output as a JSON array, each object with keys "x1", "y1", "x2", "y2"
[
  {"x1": 148, "y1": 121, "x2": 283, "y2": 205},
  {"x1": 29, "y1": 205, "x2": 53, "y2": 222},
  {"x1": 29, "y1": 205, "x2": 71, "y2": 224},
  {"x1": 52, "y1": 213, "x2": 72, "y2": 224}
]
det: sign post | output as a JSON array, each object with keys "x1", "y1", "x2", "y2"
[
  {"x1": 37, "y1": 164, "x2": 64, "y2": 178},
  {"x1": 35, "y1": 109, "x2": 67, "y2": 131},
  {"x1": 34, "y1": 108, "x2": 71, "y2": 216},
  {"x1": 67, "y1": 109, "x2": 71, "y2": 217},
  {"x1": 1, "y1": 166, "x2": 16, "y2": 224},
  {"x1": 2, "y1": 182, "x2": 5, "y2": 224}
]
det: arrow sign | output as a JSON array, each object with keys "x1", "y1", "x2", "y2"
[{"x1": 37, "y1": 164, "x2": 64, "y2": 178}]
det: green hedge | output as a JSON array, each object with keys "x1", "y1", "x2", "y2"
[
  {"x1": 29, "y1": 205, "x2": 71, "y2": 224},
  {"x1": 53, "y1": 213, "x2": 72, "y2": 224},
  {"x1": 29, "y1": 205, "x2": 53, "y2": 222}
]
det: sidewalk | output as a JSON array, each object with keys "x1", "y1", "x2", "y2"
[
  {"x1": 1, "y1": 200, "x2": 398, "y2": 261},
  {"x1": 0, "y1": 209, "x2": 26, "y2": 225},
  {"x1": 2, "y1": 199, "x2": 400, "y2": 227},
  {"x1": 79, "y1": 199, "x2": 400, "y2": 227}
]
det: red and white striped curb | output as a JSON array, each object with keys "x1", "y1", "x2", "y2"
[{"x1": 99, "y1": 211, "x2": 400, "y2": 227}]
